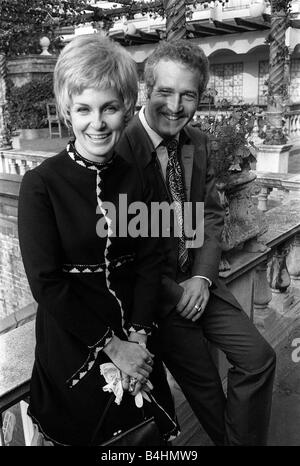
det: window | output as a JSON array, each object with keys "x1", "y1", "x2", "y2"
[
  {"x1": 290, "y1": 58, "x2": 300, "y2": 104},
  {"x1": 208, "y1": 62, "x2": 243, "y2": 104},
  {"x1": 258, "y1": 60, "x2": 269, "y2": 105}
]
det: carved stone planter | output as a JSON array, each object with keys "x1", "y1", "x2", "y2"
[
  {"x1": 218, "y1": 171, "x2": 268, "y2": 272},
  {"x1": 256, "y1": 144, "x2": 293, "y2": 174}
]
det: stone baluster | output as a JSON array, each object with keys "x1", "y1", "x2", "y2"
[
  {"x1": 253, "y1": 260, "x2": 274, "y2": 329},
  {"x1": 257, "y1": 186, "x2": 271, "y2": 211},
  {"x1": 289, "y1": 112, "x2": 300, "y2": 141},
  {"x1": 3, "y1": 155, "x2": 9, "y2": 174},
  {"x1": 0, "y1": 153, "x2": 4, "y2": 173},
  {"x1": 7, "y1": 157, "x2": 18, "y2": 174},
  {"x1": 296, "y1": 113, "x2": 300, "y2": 140},
  {"x1": 19, "y1": 160, "x2": 27, "y2": 176},
  {"x1": 286, "y1": 233, "x2": 300, "y2": 292},
  {"x1": 289, "y1": 113, "x2": 294, "y2": 139},
  {"x1": 267, "y1": 243, "x2": 294, "y2": 314}
]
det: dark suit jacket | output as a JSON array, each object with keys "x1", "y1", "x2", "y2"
[{"x1": 117, "y1": 114, "x2": 241, "y2": 317}]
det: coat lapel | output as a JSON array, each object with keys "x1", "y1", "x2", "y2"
[{"x1": 181, "y1": 145, "x2": 194, "y2": 202}]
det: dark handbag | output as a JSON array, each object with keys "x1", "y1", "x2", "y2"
[{"x1": 90, "y1": 394, "x2": 164, "y2": 446}]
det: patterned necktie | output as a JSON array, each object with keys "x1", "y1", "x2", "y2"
[{"x1": 165, "y1": 138, "x2": 190, "y2": 273}]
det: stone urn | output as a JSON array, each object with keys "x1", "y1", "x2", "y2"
[{"x1": 217, "y1": 170, "x2": 268, "y2": 272}]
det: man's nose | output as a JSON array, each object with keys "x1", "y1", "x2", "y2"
[
  {"x1": 167, "y1": 94, "x2": 182, "y2": 113},
  {"x1": 90, "y1": 112, "x2": 106, "y2": 130}
]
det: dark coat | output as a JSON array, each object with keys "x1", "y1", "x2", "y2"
[
  {"x1": 116, "y1": 114, "x2": 242, "y2": 317},
  {"x1": 18, "y1": 148, "x2": 178, "y2": 445}
]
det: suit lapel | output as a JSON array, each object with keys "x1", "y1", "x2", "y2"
[
  {"x1": 124, "y1": 114, "x2": 154, "y2": 168},
  {"x1": 181, "y1": 145, "x2": 194, "y2": 202}
]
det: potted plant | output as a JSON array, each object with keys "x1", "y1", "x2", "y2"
[{"x1": 192, "y1": 101, "x2": 268, "y2": 271}]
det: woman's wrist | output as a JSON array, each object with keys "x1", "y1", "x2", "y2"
[{"x1": 102, "y1": 334, "x2": 121, "y2": 358}]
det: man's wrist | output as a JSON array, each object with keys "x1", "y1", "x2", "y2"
[
  {"x1": 192, "y1": 275, "x2": 212, "y2": 287},
  {"x1": 129, "y1": 332, "x2": 147, "y2": 345}
]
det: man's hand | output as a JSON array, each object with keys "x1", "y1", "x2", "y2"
[{"x1": 176, "y1": 277, "x2": 210, "y2": 321}]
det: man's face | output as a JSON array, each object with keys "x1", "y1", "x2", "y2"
[{"x1": 145, "y1": 59, "x2": 200, "y2": 138}]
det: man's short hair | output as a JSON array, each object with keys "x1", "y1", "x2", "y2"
[
  {"x1": 144, "y1": 40, "x2": 209, "y2": 98},
  {"x1": 54, "y1": 33, "x2": 138, "y2": 125}
]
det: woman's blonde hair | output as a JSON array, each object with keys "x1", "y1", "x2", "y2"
[{"x1": 54, "y1": 33, "x2": 138, "y2": 125}]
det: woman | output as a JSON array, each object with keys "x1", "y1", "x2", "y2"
[{"x1": 18, "y1": 34, "x2": 179, "y2": 446}]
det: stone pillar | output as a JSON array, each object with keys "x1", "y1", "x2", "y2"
[
  {"x1": 163, "y1": 0, "x2": 186, "y2": 40},
  {"x1": 256, "y1": 144, "x2": 292, "y2": 173},
  {"x1": 267, "y1": 244, "x2": 294, "y2": 313},
  {"x1": 265, "y1": 9, "x2": 289, "y2": 140},
  {"x1": 0, "y1": 53, "x2": 12, "y2": 150},
  {"x1": 253, "y1": 260, "x2": 274, "y2": 329},
  {"x1": 286, "y1": 233, "x2": 300, "y2": 291}
]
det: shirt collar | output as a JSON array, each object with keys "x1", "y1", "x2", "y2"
[{"x1": 138, "y1": 106, "x2": 179, "y2": 150}]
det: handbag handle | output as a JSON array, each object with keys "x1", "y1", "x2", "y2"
[
  {"x1": 89, "y1": 394, "x2": 115, "y2": 446},
  {"x1": 90, "y1": 391, "x2": 150, "y2": 446}
]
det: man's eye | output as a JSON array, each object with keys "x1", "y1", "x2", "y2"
[
  {"x1": 183, "y1": 93, "x2": 197, "y2": 101},
  {"x1": 104, "y1": 106, "x2": 118, "y2": 113},
  {"x1": 159, "y1": 90, "x2": 172, "y2": 96}
]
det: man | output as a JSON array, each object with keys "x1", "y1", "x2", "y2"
[{"x1": 117, "y1": 40, "x2": 276, "y2": 446}]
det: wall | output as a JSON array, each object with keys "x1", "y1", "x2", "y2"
[
  {"x1": 7, "y1": 55, "x2": 57, "y2": 88},
  {"x1": 208, "y1": 47, "x2": 269, "y2": 105},
  {"x1": 0, "y1": 195, "x2": 32, "y2": 321}
]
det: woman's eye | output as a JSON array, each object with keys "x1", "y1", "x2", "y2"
[{"x1": 77, "y1": 107, "x2": 89, "y2": 114}]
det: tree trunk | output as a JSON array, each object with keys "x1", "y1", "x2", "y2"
[
  {"x1": 0, "y1": 53, "x2": 12, "y2": 150},
  {"x1": 163, "y1": 0, "x2": 187, "y2": 40}
]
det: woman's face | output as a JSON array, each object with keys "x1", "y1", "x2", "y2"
[{"x1": 69, "y1": 87, "x2": 125, "y2": 163}]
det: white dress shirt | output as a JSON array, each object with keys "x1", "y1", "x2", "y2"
[{"x1": 138, "y1": 107, "x2": 212, "y2": 287}]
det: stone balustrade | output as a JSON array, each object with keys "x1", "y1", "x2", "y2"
[
  {"x1": 256, "y1": 171, "x2": 300, "y2": 211},
  {"x1": 253, "y1": 199, "x2": 300, "y2": 338},
  {"x1": 0, "y1": 149, "x2": 53, "y2": 176},
  {"x1": 286, "y1": 109, "x2": 300, "y2": 144}
]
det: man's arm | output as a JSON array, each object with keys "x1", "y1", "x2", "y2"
[{"x1": 177, "y1": 132, "x2": 224, "y2": 320}]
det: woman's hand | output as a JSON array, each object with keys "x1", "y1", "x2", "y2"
[
  {"x1": 125, "y1": 332, "x2": 153, "y2": 396},
  {"x1": 103, "y1": 335, "x2": 154, "y2": 390}
]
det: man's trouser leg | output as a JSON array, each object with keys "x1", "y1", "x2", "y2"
[
  {"x1": 156, "y1": 312, "x2": 226, "y2": 446},
  {"x1": 201, "y1": 295, "x2": 276, "y2": 445}
]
